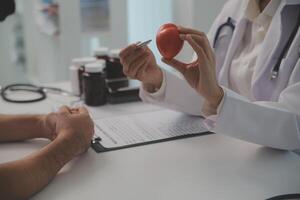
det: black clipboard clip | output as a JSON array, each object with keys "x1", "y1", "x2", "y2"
[{"x1": 91, "y1": 137, "x2": 106, "y2": 153}]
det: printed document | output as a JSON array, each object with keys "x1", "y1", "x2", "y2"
[{"x1": 94, "y1": 109, "x2": 208, "y2": 148}]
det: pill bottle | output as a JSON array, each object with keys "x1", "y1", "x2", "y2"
[
  {"x1": 83, "y1": 60, "x2": 107, "y2": 106},
  {"x1": 70, "y1": 57, "x2": 97, "y2": 96},
  {"x1": 94, "y1": 47, "x2": 110, "y2": 61},
  {"x1": 107, "y1": 49, "x2": 126, "y2": 80}
]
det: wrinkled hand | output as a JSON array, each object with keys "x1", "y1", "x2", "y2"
[
  {"x1": 120, "y1": 44, "x2": 163, "y2": 91},
  {"x1": 42, "y1": 106, "x2": 94, "y2": 156},
  {"x1": 162, "y1": 26, "x2": 224, "y2": 109}
]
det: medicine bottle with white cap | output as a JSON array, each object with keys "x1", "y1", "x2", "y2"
[
  {"x1": 83, "y1": 60, "x2": 107, "y2": 106},
  {"x1": 70, "y1": 57, "x2": 97, "y2": 96},
  {"x1": 94, "y1": 47, "x2": 109, "y2": 61},
  {"x1": 107, "y1": 49, "x2": 126, "y2": 79}
]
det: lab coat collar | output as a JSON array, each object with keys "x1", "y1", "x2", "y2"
[
  {"x1": 244, "y1": 0, "x2": 281, "y2": 24},
  {"x1": 244, "y1": 0, "x2": 261, "y2": 21},
  {"x1": 243, "y1": 0, "x2": 279, "y2": 17},
  {"x1": 263, "y1": 0, "x2": 281, "y2": 17}
]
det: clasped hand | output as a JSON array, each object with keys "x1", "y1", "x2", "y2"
[{"x1": 42, "y1": 106, "x2": 94, "y2": 156}]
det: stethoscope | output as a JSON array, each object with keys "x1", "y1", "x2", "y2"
[
  {"x1": 0, "y1": 84, "x2": 74, "y2": 103},
  {"x1": 213, "y1": 13, "x2": 300, "y2": 80}
]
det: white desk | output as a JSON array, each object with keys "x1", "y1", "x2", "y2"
[{"x1": 0, "y1": 83, "x2": 300, "y2": 200}]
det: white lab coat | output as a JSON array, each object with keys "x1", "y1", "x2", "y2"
[{"x1": 140, "y1": 0, "x2": 300, "y2": 150}]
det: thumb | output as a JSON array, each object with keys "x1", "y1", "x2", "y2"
[
  {"x1": 78, "y1": 106, "x2": 89, "y2": 114},
  {"x1": 59, "y1": 106, "x2": 72, "y2": 114},
  {"x1": 161, "y1": 58, "x2": 187, "y2": 74}
]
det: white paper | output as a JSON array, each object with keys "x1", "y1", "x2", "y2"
[{"x1": 94, "y1": 109, "x2": 208, "y2": 148}]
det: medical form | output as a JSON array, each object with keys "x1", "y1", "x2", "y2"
[{"x1": 92, "y1": 109, "x2": 211, "y2": 152}]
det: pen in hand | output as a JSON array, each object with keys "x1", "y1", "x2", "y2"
[{"x1": 135, "y1": 39, "x2": 152, "y2": 50}]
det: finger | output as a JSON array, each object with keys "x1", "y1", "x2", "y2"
[
  {"x1": 187, "y1": 41, "x2": 208, "y2": 72},
  {"x1": 185, "y1": 35, "x2": 208, "y2": 61},
  {"x1": 59, "y1": 106, "x2": 72, "y2": 114},
  {"x1": 128, "y1": 55, "x2": 149, "y2": 78},
  {"x1": 78, "y1": 106, "x2": 89, "y2": 114},
  {"x1": 120, "y1": 44, "x2": 135, "y2": 58},
  {"x1": 126, "y1": 50, "x2": 148, "y2": 67},
  {"x1": 177, "y1": 26, "x2": 205, "y2": 36},
  {"x1": 133, "y1": 58, "x2": 150, "y2": 78},
  {"x1": 190, "y1": 34, "x2": 214, "y2": 62},
  {"x1": 124, "y1": 52, "x2": 148, "y2": 75},
  {"x1": 133, "y1": 60, "x2": 150, "y2": 80},
  {"x1": 144, "y1": 46, "x2": 153, "y2": 55},
  {"x1": 119, "y1": 44, "x2": 137, "y2": 59},
  {"x1": 202, "y1": 34, "x2": 215, "y2": 61},
  {"x1": 70, "y1": 108, "x2": 79, "y2": 114},
  {"x1": 123, "y1": 46, "x2": 153, "y2": 70},
  {"x1": 123, "y1": 48, "x2": 147, "y2": 67},
  {"x1": 161, "y1": 58, "x2": 187, "y2": 74}
]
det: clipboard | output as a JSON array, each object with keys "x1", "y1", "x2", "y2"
[
  {"x1": 90, "y1": 109, "x2": 214, "y2": 153},
  {"x1": 91, "y1": 131, "x2": 214, "y2": 153}
]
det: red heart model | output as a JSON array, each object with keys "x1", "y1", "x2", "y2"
[{"x1": 156, "y1": 23, "x2": 184, "y2": 60}]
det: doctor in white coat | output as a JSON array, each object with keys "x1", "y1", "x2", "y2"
[{"x1": 120, "y1": 0, "x2": 300, "y2": 150}]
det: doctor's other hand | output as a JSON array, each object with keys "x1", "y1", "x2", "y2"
[
  {"x1": 120, "y1": 44, "x2": 163, "y2": 92},
  {"x1": 43, "y1": 106, "x2": 94, "y2": 156},
  {"x1": 162, "y1": 26, "x2": 224, "y2": 110}
]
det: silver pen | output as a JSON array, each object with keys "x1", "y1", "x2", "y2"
[{"x1": 135, "y1": 39, "x2": 152, "y2": 49}]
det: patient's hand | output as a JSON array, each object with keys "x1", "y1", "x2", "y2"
[
  {"x1": 43, "y1": 106, "x2": 94, "y2": 156},
  {"x1": 0, "y1": 107, "x2": 94, "y2": 200}
]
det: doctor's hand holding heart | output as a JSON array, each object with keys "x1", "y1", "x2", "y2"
[{"x1": 160, "y1": 25, "x2": 224, "y2": 113}]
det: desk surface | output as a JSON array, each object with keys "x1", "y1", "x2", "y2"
[{"x1": 0, "y1": 83, "x2": 300, "y2": 200}]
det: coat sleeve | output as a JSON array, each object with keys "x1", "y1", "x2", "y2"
[
  {"x1": 140, "y1": 70, "x2": 204, "y2": 116},
  {"x1": 213, "y1": 79, "x2": 300, "y2": 150}
]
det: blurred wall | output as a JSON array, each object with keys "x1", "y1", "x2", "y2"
[
  {"x1": 192, "y1": 0, "x2": 228, "y2": 32},
  {"x1": 22, "y1": 0, "x2": 62, "y2": 83},
  {"x1": 0, "y1": 15, "x2": 26, "y2": 85},
  {"x1": 127, "y1": 0, "x2": 227, "y2": 66},
  {"x1": 0, "y1": 0, "x2": 228, "y2": 85},
  {"x1": 173, "y1": 0, "x2": 228, "y2": 62},
  {"x1": 127, "y1": 0, "x2": 173, "y2": 66}
]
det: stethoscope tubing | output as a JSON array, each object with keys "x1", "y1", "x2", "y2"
[
  {"x1": 213, "y1": 17, "x2": 235, "y2": 48},
  {"x1": 0, "y1": 83, "x2": 46, "y2": 103}
]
